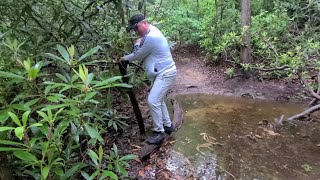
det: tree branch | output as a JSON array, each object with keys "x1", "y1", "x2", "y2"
[
  {"x1": 308, "y1": 72, "x2": 320, "y2": 106},
  {"x1": 251, "y1": 65, "x2": 290, "y2": 71},
  {"x1": 287, "y1": 104, "x2": 320, "y2": 121},
  {"x1": 298, "y1": 71, "x2": 320, "y2": 100}
]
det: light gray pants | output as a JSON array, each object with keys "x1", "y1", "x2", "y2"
[{"x1": 148, "y1": 70, "x2": 176, "y2": 132}]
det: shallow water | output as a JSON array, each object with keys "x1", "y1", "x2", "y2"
[{"x1": 167, "y1": 94, "x2": 320, "y2": 180}]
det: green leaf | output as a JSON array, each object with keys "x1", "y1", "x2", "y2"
[
  {"x1": 55, "y1": 73, "x2": 69, "y2": 83},
  {"x1": 15, "y1": 126, "x2": 24, "y2": 140},
  {"x1": 302, "y1": 164, "x2": 312, "y2": 172},
  {"x1": 115, "y1": 163, "x2": 127, "y2": 176},
  {"x1": 88, "y1": 150, "x2": 98, "y2": 166},
  {"x1": 37, "y1": 111, "x2": 49, "y2": 121},
  {"x1": 98, "y1": 145, "x2": 103, "y2": 163},
  {"x1": 53, "y1": 108, "x2": 64, "y2": 121},
  {"x1": 84, "y1": 92, "x2": 96, "y2": 102},
  {"x1": 86, "y1": 73, "x2": 94, "y2": 85},
  {"x1": 42, "y1": 166, "x2": 50, "y2": 179},
  {"x1": 10, "y1": 104, "x2": 30, "y2": 111},
  {"x1": 30, "y1": 123, "x2": 43, "y2": 127},
  {"x1": 41, "y1": 104, "x2": 68, "y2": 111},
  {"x1": 78, "y1": 45, "x2": 102, "y2": 61},
  {"x1": 54, "y1": 121, "x2": 69, "y2": 139},
  {"x1": 84, "y1": 123, "x2": 104, "y2": 143},
  {"x1": 81, "y1": 171, "x2": 91, "y2": 180},
  {"x1": 8, "y1": 112, "x2": 21, "y2": 126},
  {"x1": 113, "y1": 83, "x2": 133, "y2": 88},
  {"x1": 22, "y1": 111, "x2": 31, "y2": 127},
  {"x1": 47, "y1": 96, "x2": 60, "y2": 102},
  {"x1": 0, "y1": 71, "x2": 25, "y2": 80},
  {"x1": 0, "y1": 147, "x2": 27, "y2": 151},
  {"x1": 54, "y1": 168, "x2": 64, "y2": 176},
  {"x1": 13, "y1": 151, "x2": 38, "y2": 163},
  {"x1": 92, "y1": 76, "x2": 122, "y2": 88},
  {"x1": 0, "y1": 127, "x2": 15, "y2": 132},
  {"x1": 78, "y1": 65, "x2": 86, "y2": 82},
  {"x1": 45, "y1": 86, "x2": 53, "y2": 96},
  {"x1": 101, "y1": 170, "x2": 118, "y2": 180},
  {"x1": 28, "y1": 67, "x2": 39, "y2": 79},
  {"x1": 45, "y1": 53, "x2": 65, "y2": 63},
  {"x1": 24, "y1": 98, "x2": 40, "y2": 107},
  {"x1": 0, "y1": 110, "x2": 9, "y2": 124},
  {"x1": 59, "y1": 85, "x2": 73, "y2": 93},
  {"x1": 57, "y1": 44, "x2": 70, "y2": 64},
  {"x1": 119, "y1": 154, "x2": 138, "y2": 161},
  {"x1": 112, "y1": 144, "x2": 118, "y2": 157},
  {"x1": 90, "y1": 171, "x2": 99, "y2": 180},
  {"x1": 0, "y1": 140, "x2": 27, "y2": 147},
  {"x1": 61, "y1": 163, "x2": 86, "y2": 180}
]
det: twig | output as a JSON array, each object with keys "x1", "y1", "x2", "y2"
[
  {"x1": 251, "y1": 65, "x2": 290, "y2": 72},
  {"x1": 278, "y1": 114, "x2": 284, "y2": 125},
  {"x1": 216, "y1": 164, "x2": 236, "y2": 179}
]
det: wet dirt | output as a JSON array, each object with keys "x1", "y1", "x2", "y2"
[{"x1": 124, "y1": 46, "x2": 319, "y2": 180}]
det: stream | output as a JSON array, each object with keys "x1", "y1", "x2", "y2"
[{"x1": 166, "y1": 94, "x2": 320, "y2": 180}]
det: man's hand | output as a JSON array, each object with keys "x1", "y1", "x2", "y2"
[
  {"x1": 135, "y1": 37, "x2": 142, "y2": 45},
  {"x1": 119, "y1": 57, "x2": 125, "y2": 62}
]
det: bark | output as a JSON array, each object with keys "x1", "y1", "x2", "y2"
[
  {"x1": 115, "y1": 0, "x2": 125, "y2": 27},
  {"x1": 118, "y1": 61, "x2": 145, "y2": 135},
  {"x1": 0, "y1": 152, "x2": 12, "y2": 180},
  {"x1": 240, "y1": 0, "x2": 251, "y2": 77}
]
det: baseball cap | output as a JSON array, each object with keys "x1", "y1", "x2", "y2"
[{"x1": 128, "y1": 14, "x2": 145, "y2": 30}]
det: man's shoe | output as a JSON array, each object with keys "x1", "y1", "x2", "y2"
[
  {"x1": 147, "y1": 131, "x2": 165, "y2": 144},
  {"x1": 164, "y1": 126, "x2": 175, "y2": 134}
]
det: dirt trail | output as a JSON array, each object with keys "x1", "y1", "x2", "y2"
[{"x1": 171, "y1": 47, "x2": 306, "y2": 103}]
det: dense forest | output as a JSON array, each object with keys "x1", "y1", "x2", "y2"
[{"x1": 0, "y1": 0, "x2": 319, "y2": 179}]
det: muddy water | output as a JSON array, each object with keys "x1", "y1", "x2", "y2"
[{"x1": 167, "y1": 94, "x2": 320, "y2": 180}]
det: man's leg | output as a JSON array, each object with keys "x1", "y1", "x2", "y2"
[{"x1": 147, "y1": 74, "x2": 175, "y2": 144}]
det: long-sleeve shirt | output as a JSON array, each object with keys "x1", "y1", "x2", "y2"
[{"x1": 122, "y1": 25, "x2": 176, "y2": 79}]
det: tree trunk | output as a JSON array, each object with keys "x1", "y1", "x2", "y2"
[
  {"x1": 116, "y1": 0, "x2": 125, "y2": 27},
  {"x1": 240, "y1": 0, "x2": 251, "y2": 77}
]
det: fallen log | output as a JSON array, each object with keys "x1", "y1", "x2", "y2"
[{"x1": 139, "y1": 98, "x2": 184, "y2": 159}]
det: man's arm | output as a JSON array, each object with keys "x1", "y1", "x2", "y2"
[{"x1": 122, "y1": 36, "x2": 154, "y2": 62}]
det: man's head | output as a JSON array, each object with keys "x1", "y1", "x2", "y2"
[{"x1": 129, "y1": 14, "x2": 149, "y2": 37}]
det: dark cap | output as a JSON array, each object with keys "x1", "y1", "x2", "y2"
[{"x1": 128, "y1": 14, "x2": 145, "y2": 30}]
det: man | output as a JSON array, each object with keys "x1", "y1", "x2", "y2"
[{"x1": 120, "y1": 14, "x2": 177, "y2": 144}]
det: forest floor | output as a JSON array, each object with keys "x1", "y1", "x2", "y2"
[{"x1": 111, "y1": 46, "x2": 319, "y2": 179}]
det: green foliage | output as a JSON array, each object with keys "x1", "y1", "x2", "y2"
[
  {"x1": 81, "y1": 146, "x2": 118, "y2": 180},
  {"x1": 302, "y1": 164, "x2": 312, "y2": 172},
  {"x1": 200, "y1": 2, "x2": 241, "y2": 61},
  {"x1": 225, "y1": 68, "x2": 234, "y2": 78},
  {"x1": 0, "y1": 43, "x2": 137, "y2": 179},
  {"x1": 105, "y1": 144, "x2": 138, "y2": 177}
]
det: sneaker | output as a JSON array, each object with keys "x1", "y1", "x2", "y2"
[
  {"x1": 164, "y1": 126, "x2": 175, "y2": 134},
  {"x1": 147, "y1": 131, "x2": 165, "y2": 144}
]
